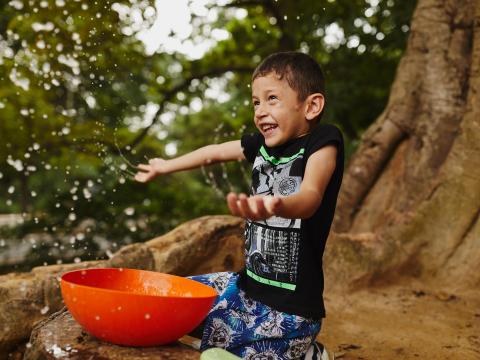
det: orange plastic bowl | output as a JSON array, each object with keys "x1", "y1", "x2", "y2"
[{"x1": 60, "y1": 268, "x2": 217, "y2": 346}]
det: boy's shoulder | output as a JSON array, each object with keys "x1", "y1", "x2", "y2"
[
  {"x1": 304, "y1": 123, "x2": 344, "y2": 159},
  {"x1": 308, "y1": 123, "x2": 344, "y2": 145},
  {"x1": 313, "y1": 123, "x2": 343, "y2": 137}
]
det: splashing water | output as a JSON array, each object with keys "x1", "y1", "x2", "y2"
[{"x1": 111, "y1": 126, "x2": 139, "y2": 180}]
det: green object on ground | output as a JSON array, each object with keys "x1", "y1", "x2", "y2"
[{"x1": 200, "y1": 348, "x2": 242, "y2": 360}]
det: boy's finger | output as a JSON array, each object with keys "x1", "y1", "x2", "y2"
[
  {"x1": 238, "y1": 193, "x2": 254, "y2": 219},
  {"x1": 226, "y1": 192, "x2": 241, "y2": 217},
  {"x1": 264, "y1": 196, "x2": 280, "y2": 214},
  {"x1": 134, "y1": 174, "x2": 146, "y2": 182},
  {"x1": 135, "y1": 170, "x2": 156, "y2": 182},
  {"x1": 247, "y1": 196, "x2": 265, "y2": 220},
  {"x1": 245, "y1": 197, "x2": 259, "y2": 219},
  {"x1": 137, "y1": 164, "x2": 150, "y2": 171},
  {"x1": 253, "y1": 197, "x2": 269, "y2": 218}
]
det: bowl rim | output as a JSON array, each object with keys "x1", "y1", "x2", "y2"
[{"x1": 60, "y1": 267, "x2": 218, "y2": 300}]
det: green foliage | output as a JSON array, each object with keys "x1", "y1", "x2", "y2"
[{"x1": 0, "y1": 0, "x2": 416, "y2": 272}]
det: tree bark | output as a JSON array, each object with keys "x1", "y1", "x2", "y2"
[{"x1": 327, "y1": 0, "x2": 480, "y2": 290}]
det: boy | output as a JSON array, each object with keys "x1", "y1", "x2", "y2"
[{"x1": 135, "y1": 52, "x2": 344, "y2": 360}]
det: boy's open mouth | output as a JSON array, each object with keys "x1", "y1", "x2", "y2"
[{"x1": 260, "y1": 124, "x2": 278, "y2": 135}]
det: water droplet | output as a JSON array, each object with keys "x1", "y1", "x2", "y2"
[
  {"x1": 82, "y1": 188, "x2": 92, "y2": 199},
  {"x1": 36, "y1": 40, "x2": 46, "y2": 49},
  {"x1": 9, "y1": 0, "x2": 23, "y2": 10}
]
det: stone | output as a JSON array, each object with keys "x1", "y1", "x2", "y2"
[
  {"x1": 23, "y1": 309, "x2": 200, "y2": 360},
  {"x1": 0, "y1": 261, "x2": 106, "y2": 358},
  {"x1": 142, "y1": 215, "x2": 244, "y2": 276},
  {"x1": 0, "y1": 215, "x2": 244, "y2": 358}
]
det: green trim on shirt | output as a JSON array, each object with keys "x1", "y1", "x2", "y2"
[
  {"x1": 259, "y1": 146, "x2": 305, "y2": 165},
  {"x1": 246, "y1": 269, "x2": 296, "y2": 291}
]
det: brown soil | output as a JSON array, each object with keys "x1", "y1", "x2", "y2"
[{"x1": 318, "y1": 280, "x2": 480, "y2": 360}]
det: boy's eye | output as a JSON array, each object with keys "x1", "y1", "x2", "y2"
[
  {"x1": 268, "y1": 95, "x2": 278, "y2": 101},
  {"x1": 253, "y1": 100, "x2": 260, "y2": 107}
]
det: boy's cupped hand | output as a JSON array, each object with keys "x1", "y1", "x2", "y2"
[{"x1": 226, "y1": 192, "x2": 282, "y2": 221}]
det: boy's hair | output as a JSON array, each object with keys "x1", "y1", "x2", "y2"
[{"x1": 252, "y1": 51, "x2": 326, "y2": 104}]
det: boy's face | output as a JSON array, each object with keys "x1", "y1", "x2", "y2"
[{"x1": 252, "y1": 73, "x2": 310, "y2": 147}]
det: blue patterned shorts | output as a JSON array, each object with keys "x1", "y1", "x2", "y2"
[{"x1": 187, "y1": 272, "x2": 322, "y2": 359}]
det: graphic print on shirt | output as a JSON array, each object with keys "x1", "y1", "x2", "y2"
[{"x1": 245, "y1": 146, "x2": 304, "y2": 290}]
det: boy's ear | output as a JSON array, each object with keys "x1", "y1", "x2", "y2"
[{"x1": 304, "y1": 93, "x2": 325, "y2": 121}]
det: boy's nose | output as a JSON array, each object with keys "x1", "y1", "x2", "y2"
[{"x1": 255, "y1": 105, "x2": 268, "y2": 119}]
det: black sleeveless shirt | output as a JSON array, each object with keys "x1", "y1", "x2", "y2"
[{"x1": 238, "y1": 123, "x2": 344, "y2": 319}]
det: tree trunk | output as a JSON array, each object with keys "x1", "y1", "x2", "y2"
[{"x1": 326, "y1": 0, "x2": 480, "y2": 291}]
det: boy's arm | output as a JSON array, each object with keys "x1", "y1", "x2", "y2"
[
  {"x1": 227, "y1": 145, "x2": 337, "y2": 220},
  {"x1": 135, "y1": 140, "x2": 245, "y2": 183}
]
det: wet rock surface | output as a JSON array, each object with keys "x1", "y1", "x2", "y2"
[
  {"x1": 0, "y1": 215, "x2": 244, "y2": 358},
  {"x1": 24, "y1": 310, "x2": 200, "y2": 360}
]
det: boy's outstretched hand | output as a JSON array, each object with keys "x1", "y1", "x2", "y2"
[
  {"x1": 226, "y1": 192, "x2": 282, "y2": 221},
  {"x1": 134, "y1": 158, "x2": 168, "y2": 183}
]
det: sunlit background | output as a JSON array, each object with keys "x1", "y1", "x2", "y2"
[{"x1": 0, "y1": 0, "x2": 416, "y2": 273}]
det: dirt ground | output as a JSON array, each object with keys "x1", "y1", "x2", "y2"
[{"x1": 318, "y1": 280, "x2": 480, "y2": 360}]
